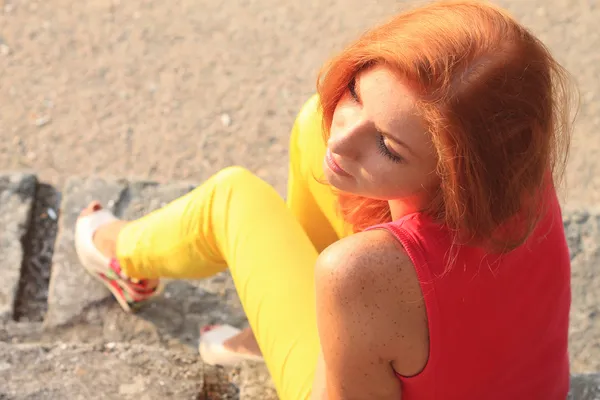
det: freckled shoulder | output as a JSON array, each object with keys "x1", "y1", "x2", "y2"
[
  {"x1": 315, "y1": 229, "x2": 430, "y2": 378},
  {"x1": 316, "y1": 228, "x2": 414, "y2": 286}
]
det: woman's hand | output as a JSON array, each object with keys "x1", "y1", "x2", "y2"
[{"x1": 312, "y1": 229, "x2": 429, "y2": 400}]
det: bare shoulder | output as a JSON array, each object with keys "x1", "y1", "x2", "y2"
[
  {"x1": 316, "y1": 229, "x2": 420, "y2": 301},
  {"x1": 315, "y1": 229, "x2": 429, "y2": 379}
]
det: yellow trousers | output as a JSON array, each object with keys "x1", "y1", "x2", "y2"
[{"x1": 116, "y1": 94, "x2": 352, "y2": 400}]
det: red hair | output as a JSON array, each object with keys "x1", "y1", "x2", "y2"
[{"x1": 316, "y1": 0, "x2": 576, "y2": 252}]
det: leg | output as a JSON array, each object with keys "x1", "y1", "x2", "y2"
[
  {"x1": 86, "y1": 167, "x2": 321, "y2": 400},
  {"x1": 91, "y1": 94, "x2": 347, "y2": 273},
  {"x1": 286, "y1": 94, "x2": 352, "y2": 252},
  {"x1": 81, "y1": 95, "x2": 345, "y2": 398}
]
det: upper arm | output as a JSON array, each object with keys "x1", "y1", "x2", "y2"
[{"x1": 313, "y1": 229, "x2": 429, "y2": 400}]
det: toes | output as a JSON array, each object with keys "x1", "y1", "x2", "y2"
[
  {"x1": 201, "y1": 325, "x2": 217, "y2": 334},
  {"x1": 79, "y1": 201, "x2": 103, "y2": 217},
  {"x1": 90, "y1": 201, "x2": 103, "y2": 212}
]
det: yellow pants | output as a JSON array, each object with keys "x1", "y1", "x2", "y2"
[{"x1": 116, "y1": 94, "x2": 352, "y2": 400}]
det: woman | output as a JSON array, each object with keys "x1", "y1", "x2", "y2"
[{"x1": 74, "y1": 1, "x2": 576, "y2": 399}]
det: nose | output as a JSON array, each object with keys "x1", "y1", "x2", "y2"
[{"x1": 328, "y1": 109, "x2": 367, "y2": 159}]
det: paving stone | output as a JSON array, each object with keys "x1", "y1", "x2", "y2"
[
  {"x1": 0, "y1": 341, "x2": 203, "y2": 400},
  {"x1": 44, "y1": 176, "x2": 251, "y2": 332},
  {"x1": 564, "y1": 210, "x2": 600, "y2": 372},
  {"x1": 0, "y1": 172, "x2": 37, "y2": 322},
  {"x1": 41, "y1": 279, "x2": 247, "y2": 348},
  {"x1": 569, "y1": 373, "x2": 600, "y2": 400},
  {"x1": 44, "y1": 177, "x2": 200, "y2": 328}
]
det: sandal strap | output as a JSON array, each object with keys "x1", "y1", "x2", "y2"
[
  {"x1": 75, "y1": 209, "x2": 118, "y2": 271},
  {"x1": 107, "y1": 258, "x2": 160, "y2": 294}
]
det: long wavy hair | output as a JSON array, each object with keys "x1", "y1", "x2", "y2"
[{"x1": 316, "y1": 0, "x2": 576, "y2": 252}]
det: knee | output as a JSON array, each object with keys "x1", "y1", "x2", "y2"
[
  {"x1": 206, "y1": 166, "x2": 280, "y2": 206},
  {"x1": 215, "y1": 165, "x2": 254, "y2": 182},
  {"x1": 212, "y1": 166, "x2": 265, "y2": 190},
  {"x1": 290, "y1": 94, "x2": 322, "y2": 149}
]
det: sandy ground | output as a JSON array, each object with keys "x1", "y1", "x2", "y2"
[{"x1": 0, "y1": 0, "x2": 598, "y2": 207}]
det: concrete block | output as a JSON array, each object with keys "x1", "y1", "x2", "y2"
[
  {"x1": 0, "y1": 173, "x2": 37, "y2": 321},
  {"x1": 564, "y1": 210, "x2": 600, "y2": 372},
  {"x1": 569, "y1": 373, "x2": 600, "y2": 400}
]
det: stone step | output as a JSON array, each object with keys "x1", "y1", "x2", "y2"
[
  {"x1": 0, "y1": 341, "x2": 204, "y2": 399},
  {"x1": 42, "y1": 175, "x2": 250, "y2": 349},
  {"x1": 570, "y1": 373, "x2": 600, "y2": 400},
  {"x1": 564, "y1": 209, "x2": 600, "y2": 373},
  {"x1": 1, "y1": 322, "x2": 597, "y2": 400},
  {"x1": 43, "y1": 175, "x2": 198, "y2": 328},
  {"x1": 0, "y1": 172, "x2": 37, "y2": 322},
  {"x1": 0, "y1": 173, "x2": 60, "y2": 323},
  {"x1": 15, "y1": 182, "x2": 60, "y2": 322}
]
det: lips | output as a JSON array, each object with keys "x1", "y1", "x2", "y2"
[{"x1": 325, "y1": 149, "x2": 350, "y2": 177}]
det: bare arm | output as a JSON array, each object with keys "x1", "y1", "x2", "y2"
[{"x1": 311, "y1": 230, "x2": 429, "y2": 400}]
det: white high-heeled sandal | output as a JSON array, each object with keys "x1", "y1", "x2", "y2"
[
  {"x1": 199, "y1": 325, "x2": 264, "y2": 366},
  {"x1": 75, "y1": 208, "x2": 163, "y2": 312}
]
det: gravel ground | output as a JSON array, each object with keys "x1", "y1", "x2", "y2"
[{"x1": 0, "y1": 0, "x2": 598, "y2": 208}]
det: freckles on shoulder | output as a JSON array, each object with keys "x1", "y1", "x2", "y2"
[
  {"x1": 314, "y1": 229, "x2": 430, "y2": 377},
  {"x1": 315, "y1": 229, "x2": 416, "y2": 297}
]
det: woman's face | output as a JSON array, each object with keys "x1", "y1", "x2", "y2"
[{"x1": 324, "y1": 64, "x2": 440, "y2": 208}]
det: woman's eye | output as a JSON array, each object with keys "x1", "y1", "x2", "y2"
[
  {"x1": 377, "y1": 134, "x2": 404, "y2": 164},
  {"x1": 348, "y1": 78, "x2": 360, "y2": 102}
]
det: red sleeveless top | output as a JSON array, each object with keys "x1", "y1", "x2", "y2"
[{"x1": 365, "y1": 187, "x2": 571, "y2": 399}]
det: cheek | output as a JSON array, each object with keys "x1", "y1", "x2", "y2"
[
  {"x1": 382, "y1": 173, "x2": 415, "y2": 196},
  {"x1": 361, "y1": 162, "x2": 406, "y2": 194},
  {"x1": 367, "y1": 164, "x2": 430, "y2": 197},
  {"x1": 358, "y1": 145, "x2": 439, "y2": 199}
]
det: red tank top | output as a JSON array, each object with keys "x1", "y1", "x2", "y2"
[{"x1": 365, "y1": 187, "x2": 571, "y2": 399}]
